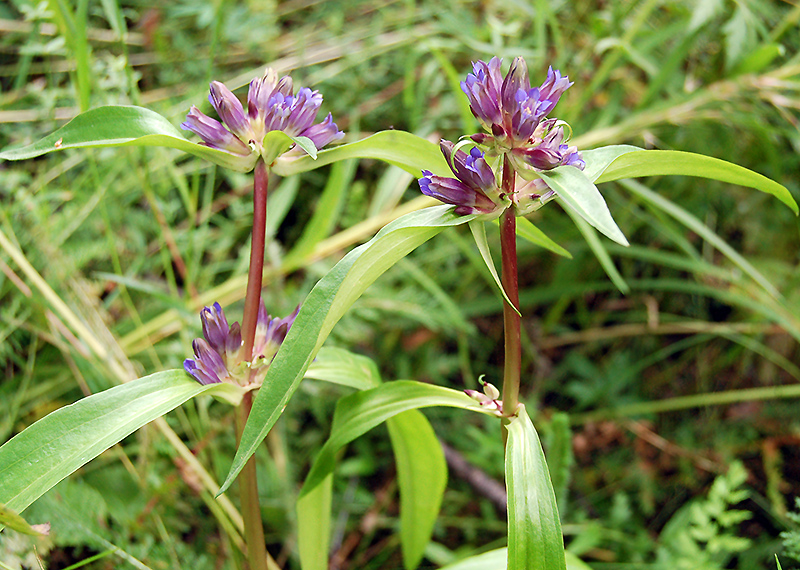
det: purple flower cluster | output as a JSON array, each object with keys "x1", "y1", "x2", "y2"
[
  {"x1": 184, "y1": 301, "x2": 298, "y2": 387},
  {"x1": 419, "y1": 141, "x2": 507, "y2": 216},
  {"x1": 182, "y1": 69, "x2": 343, "y2": 166},
  {"x1": 461, "y1": 57, "x2": 582, "y2": 171},
  {"x1": 419, "y1": 57, "x2": 585, "y2": 217}
]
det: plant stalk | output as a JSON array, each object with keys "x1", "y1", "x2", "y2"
[
  {"x1": 237, "y1": 159, "x2": 270, "y2": 570},
  {"x1": 500, "y1": 156, "x2": 521, "y2": 431}
]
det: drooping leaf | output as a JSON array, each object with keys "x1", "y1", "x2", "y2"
[
  {"x1": 469, "y1": 220, "x2": 520, "y2": 315},
  {"x1": 506, "y1": 405, "x2": 566, "y2": 570},
  {"x1": 0, "y1": 370, "x2": 242, "y2": 519},
  {"x1": 304, "y1": 346, "x2": 382, "y2": 390},
  {"x1": 220, "y1": 206, "x2": 476, "y2": 494},
  {"x1": 0, "y1": 106, "x2": 258, "y2": 172},
  {"x1": 538, "y1": 166, "x2": 630, "y2": 246},
  {"x1": 299, "y1": 381, "x2": 485, "y2": 497},
  {"x1": 387, "y1": 409, "x2": 447, "y2": 570},
  {"x1": 514, "y1": 217, "x2": 572, "y2": 258}
]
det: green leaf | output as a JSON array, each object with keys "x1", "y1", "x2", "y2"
[
  {"x1": 272, "y1": 130, "x2": 450, "y2": 178},
  {"x1": 595, "y1": 149, "x2": 798, "y2": 215},
  {"x1": 0, "y1": 370, "x2": 241, "y2": 518},
  {"x1": 299, "y1": 381, "x2": 485, "y2": 497},
  {"x1": 0, "y1": 503, "x2": 47, "y2": 535},
  {"x1": 506, "y1": 405, "x2": 566, "y2": 570},
  {"x1": 580, "y1": 145, "x2": 641, "y2": 182},
  {"x1": 220, "y1": 206, "x2": 476, "y2": 494},
  {"x1": 297, "y1": 474, "x2": 333, "y2": 570},
  {"x1": 387, "y1": 410, "x2": 447, "y2": 570},
  {"x1": 304, "y1": 346, "x2": 382, "y2": 390},
  {"x1": 438, "y1": 549, "x2": 590, "y2": 570},
  {"x1": 0, "y1": 106, "x2": 258, "y2": 172},
  {"x1": 469, "y1": 220, "x2": 521, "y2": 315},
  {"x1": 220, "y1": 205, "x2": 474, "y2": 492},
  {"x1": 514, "y1": 217, "x2": 572, "y2": 258},
  {"x1": 291, "y1": 135, "x2": 318, "y2": 159},
  {"x1": 538, "y1": 166, "x2": 630, "y2": 246}
]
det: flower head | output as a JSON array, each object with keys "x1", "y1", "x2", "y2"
[
  {"x1": 462, "y1": 58, "x2": 573, "y2": 151},
  {"x1": 181, "y1": 69, "x2": 344, "y2": 170},
  {"x1": 184, "y1": 300, "x2": 298, "y2": 388},
  {"x1": 418, "y1": 140, "x2": 509, "y2": 216}
]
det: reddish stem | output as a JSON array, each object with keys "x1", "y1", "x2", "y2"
[
  {"x1": 500, "y1": 156, "x2": 521, "y2": 424},
  {"x1": 241, "y1": 160, "x2": 268, "y2": 361}
]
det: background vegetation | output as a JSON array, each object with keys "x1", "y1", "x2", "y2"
[{"x1": 1, "y1": 0, "x2": 800, "y2": 568}]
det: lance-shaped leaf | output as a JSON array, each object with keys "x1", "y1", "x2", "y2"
[
  {"x1": 593, "y1": 149, "x2": 798, "y2": 214},
  {"x1": 0, "y1": 106, "x2": 260, "y2": 172},
  {"x1": 302, "y1": 351, "x2": 446, "y2": 570},
  {"x1": 0, "y1": 503, "x2": 48, "y2": 535},
  {"x1": 273, "y1": 130, "x2": 450, "y2": 177},
  {"x1": 220, "y1": 206, "x2": 476, "y2": 494},
  {"x1": 299, "y1": 381, "x2": 485, "y2": 496},
  {"x1": 538, "y1": 166, "x2": 630, "y2": 246},
  {"x1": 506, "y1": 405, "x2": 566, "y2": 570},
  {"x1": 0, "y1": 370, "x2": 243, "y2": 521},
  {"x1": 438, "y1": 549, "x2": 592, "y2": 570}
]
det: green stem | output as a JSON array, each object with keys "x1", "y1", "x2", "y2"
[
  {"x1": 237, "y1": 159, "x2": 270, "y2": 570},
  {"x1": 500, "y1": 156, "x2": 521, "y2": 428}
]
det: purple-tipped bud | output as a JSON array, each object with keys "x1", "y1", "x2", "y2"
[
  {"x1": 181, "y1": 106, "x2": 251, "y2": 156},
  {"x1": 200, "y1": 302, "x2": 230, "y2": 355},
  {"x1": 461, "y1": 57, "x2": 504, "y2": 128},
  {"x1": 538, "y1": 66, "x2": 573, "y2": 111},
  {"x1": 513, "y1": 126, "x2": 584, "y2": 171},
  {"x1": 419, "y1": 141, "x2": 507, "y2": 216},
  {"x1": 300, "y1": 113, "x2": 345, "y2": 149},
  {"x1": 209, "y1": 81, "x2": 251, "y2": 140},
  {"x1": 254, "y1": 303, "x2": 299, "y2": 361},
  {"x1": 184, "y1": 338, "x2": 228, "y2": 385}
]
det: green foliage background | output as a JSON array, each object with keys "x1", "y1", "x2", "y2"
[{"x1": 1, "y1": 0, "x2": 800, "y2": 568}]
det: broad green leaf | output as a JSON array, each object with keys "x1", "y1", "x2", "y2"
[
  {"x1": 469, "y1": 220, "x2": 520, "y2": 315},
  {"x1": 297, "y1": 474, "x2": 333, "y2": 570},
  {"x1": 0, "y1": 503, "x2": 47, "y2": 535},
  {"x1": 538, "y1": 166, "x2": 630, "y2": 246},
  {"x1": 220, "y1": 206, "x2": 476, "y2": 494},
  {"x1": 562, "y1": 209, "x2": 630, "y2": 294},
  {"x1": 0, "y1": 370, "x2": 242, "y2": 518},
  {"x1": 594, "y1": 149, "x2": 798, "y2": 215},
  {"x1": 299, "y1": 381, "x2": 485, "y2": 496},
  {"x1": 0, "y1": 106, "x2": 258, "y2": 172},
  {"x1": 272, "y1": 130, "x2": 450, "y2": 178},
  {"x1": 387, "y1": 409, "x2": 447, "y2": 570},
  {"x1": 438, "y1": 549, "x2": 590, "y2": 570},
  {"x1": 506, "y1": 405, "x2": 566, "y2": 570},
  {"x1": 304, "y1": 346, "x2": 382, "y2": 390},
  {"x1": 514, "y1": 217, "x2": 572, "y2": 258}
]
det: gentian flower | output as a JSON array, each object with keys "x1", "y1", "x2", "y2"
[
  {"x1": 181, "y1": 68, "x2": 344, "y2": 171},
  {"x1": 184, "y1": 301, "x2": 299, "y2": 388},
  {"x1": 419, "y1": 140, "x2": 509, "y2": 217},
  {"x1": 457, "y1": 57, "x2": 586, "y2": 215}
]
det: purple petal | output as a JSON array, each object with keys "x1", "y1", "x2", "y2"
[
  {"x1": 209, "y1": 81, "x2": 251, "y2": 140},
  {"x1": 300, "y1": 113, "x2": 344, "y2": 150},
  {"x1": 181, "y1": 106, "x2": 251, "y2": 156}
]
